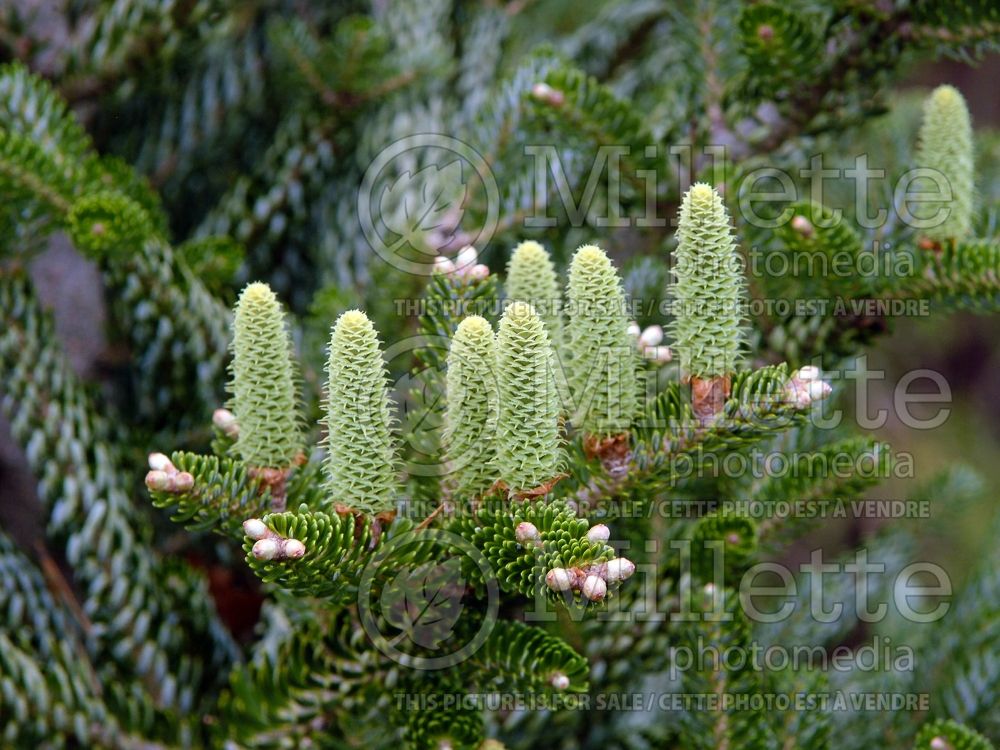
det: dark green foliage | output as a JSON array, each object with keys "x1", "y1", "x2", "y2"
[
  {"x1": 400, "y1": 683, "x2": 485, "y2": 750},
  {"x1": 630, "y1": 364, "x2": 806, "y2": 491},
  {"x1": 0, "y1": 532, "x2": 114, "y2": 745},
  {"x1": 468, "y1": 620, "x2": 589, "y2": 694},
  {"x1": 449, "y1": 497, "x2": 615, "y2": 603},
  {"x1": 914, "y1": 720, "x2": 995, "y2": 750},
  {"x1": 690, "y1": 511, "x2": 757, "y2": 583},
  {"x1": 737, "y1": 4, "x2": 821, "y2": 99},
  {"x1": 67, "y1": 190, "x2": 154, "y2": 260},
  {"x1": 147, "y1": 451, "x2": 272, "y2": 537},
  {"x1": 910, "y1": 239, "x2": 1000, "y2": 310},
  {"x1": 768, "y1": 201, "x2": 872, "y2": 296},
  {"x1": 242, "y1": 508, "x2": 378, "y2": 604},
  {"x1": 0, "y1": 270, "x2": 236, "y2": 743}
]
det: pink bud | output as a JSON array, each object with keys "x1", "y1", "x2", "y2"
[
  {"x1": 545, "y1": 567, "x2": 573, "y2": 592},
  {"x1": 243, "y1": 519, "x2": 269, "y2": 540},
  {"x1": 582, "y1": 575, "x2": 607, "y2": 601},
  {"x1": 252, "y1": 539, "x2": 278, "y2": 561}
]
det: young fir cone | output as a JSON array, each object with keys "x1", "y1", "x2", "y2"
[
  {"x1": 495, "y1": 302, "x2": 562, "y2": 496},
  {"x1": 444, "y1": 315, "x2": 499, "y2": 497},
  {"x1": 324, "y1": 310, "x2": 399, "y2": 515},
  {"x1": 565, "y1": 244, "x2": 637, "y2": 439},
  {"x1": 228, "y1": 282, "x2": 303, "y2": 507},
  {"x1": 669, "y1": 183, "x2": 745, "y2": 424},
  {"x1": 916, "y1": 85, "x2": 974, "y2": 245},
  {"x1": 506, "y1": 240, "x2": 563, "y2": 344}
]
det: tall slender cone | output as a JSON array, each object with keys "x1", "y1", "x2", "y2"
[
  {"x1": 506, "y1": 240, "x2": 563, "y2": 344},
  {"x1": 669, "y1": 183, "x2": 745, "y2": 422},
  {"x1": 444, "y1": 315, "x2": 499, "y2": 497},
  {"x1": 495, "y1": 302, "x2": 562, "y2": 494},
  {"x1": 228, "y1": 282, "x2": 303, "y2": 469},
  {"x1": 565, "y1": 244, "x2": 637, "y2": 436},
  {"x1": 324, "y1": 310, "x2": 399, "y2": 514},
  {"x1": 916, "y1": 84, "x2": 974, "y2": 244}
]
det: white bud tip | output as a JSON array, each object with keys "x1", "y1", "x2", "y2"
[
  {"x1": 531, "y1": 82, "x2": 564, "y2": 105},
  {"x1": 586, "y1": 524, "x2": 610, "y2": 544},
  {"x1": 434, "y1": 256, "x2": 455, "y2": 274},
  {"x1": 456, "y1": 245, "x2": 478, "y2": 269},
  {"x1": 703, "y1": 583, "x2": 716, "y2": 596},
  {"x1": 252, "y1": 538, "x2": 279, "y2": 561},
  {"x1": 148, "y1": 452, "x2": 173, "y2": 472},
  {"x1": 929, "y1": 738, "x2": 950, "y2": 750},
  {"x1": 468, "y1": 263, "x2": 490, "y2": 280},
  {"x1": 145, "y1": 470, "x2": 169, "y2": 491},
  {"x1": 212, "y1": 408, "x2": 236, "y2": 429},
  {"x1": 545, "y1": 567, "x2": 573, "y2": 592},
  {"x1": 642, "y1": 345, "x2": 673, "y2": 363},
  {"x1": 654, "y1": 346, "x2": 673, "y2": 363},
  {"x1": 582, "y1": 575, "x2": 607, "y2": 602},
  {"x1": 807, "y1": 379, "x2": 832, "y2": 402},
  {"x1": 515, "y1": 521, "x2": 540, "y2": 545},
  {"x1": 243, "y1": 519, "x2": 269, "y2": 540},
  {"x1": 284, "y1": 539, "x2": 306, "y2": 559},
  {"x1": 606, "y1": 557, "x2": 636, "y2": 583},
  {"x1": 627, "y1": 321, "x2": 641, "y2": 338},
  {"x1": 791, "y1": 214, "x2": 814, "y2": 236},
  {"x1": 796, "y1": 365, "x2": 820, "y2": 381},
  {"x1": 550, "y1": 673, "x2": 570, "y2": 690},
  {"x1": 639, "y1": 325, "x2": 664, "y2": 347}
]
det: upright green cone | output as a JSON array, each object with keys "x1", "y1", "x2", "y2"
[
  {"x1": 565, "y1": 244, "x2": 637, "y2": 435},
  {"x1": 506, "y1": 240, "x2": 563, "y2": 343},
  {"x1": 228, "y1": 282, "x2": 302, "y2": 468},
  {"x1": 495, "y1": 302, "x2": 561, "y2": 494},
  {"x1": 324, "y1": 310, "x2": 399, "y2": 514},
  {"x1": 444, "y1": 315, "x2": 499, "y2": 497},
  {"x1": 916, "y1": 84, "x2": 974, "y2": 244},
  {"x1": 669, "y1": 183, "x2": 745, "y2": 379}
]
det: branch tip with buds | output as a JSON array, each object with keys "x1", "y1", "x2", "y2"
[
  {"x1": 145, "y1": 452, "x2": 194, "y2": 493},
  {"x1": 545, "y1": 556, "x2": 635, "y2": 601},
  {"x1": 785, "y1": 367, "x2": 832, "y2": 408},
  {"x1": 244, "y1": 518, "x2": 306, "y2": 561},
  {"x1": 212, "y1": 407, "x2": 239, "y2": 438}
]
